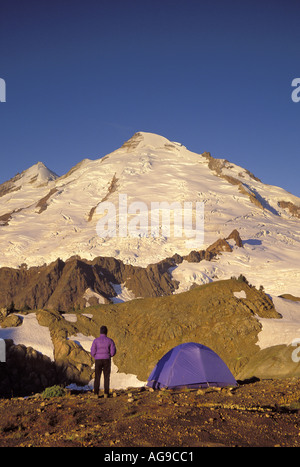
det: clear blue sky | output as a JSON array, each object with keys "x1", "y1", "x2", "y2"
[{"x1": 1, "y1": 0, "x2": 300, "y2": 196}]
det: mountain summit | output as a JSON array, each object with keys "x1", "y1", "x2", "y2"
[
  {"x1": 0, "y1": 132, "x2": 299, "y2": 296},
  {"x1": 121, "y1": 131, "x2": 176, "y2": 151}
]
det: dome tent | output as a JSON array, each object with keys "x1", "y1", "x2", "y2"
[{"x1": 147, "y1": 342, "x2": 237, "y2": 389}]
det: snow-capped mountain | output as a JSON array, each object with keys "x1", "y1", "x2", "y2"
[{"x1": 0, "y1": 131, "x2": 300, "y2": 296}]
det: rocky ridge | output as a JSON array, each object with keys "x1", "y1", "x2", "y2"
[{"x1": 0, "y1": 230, "x2": 243, "y2": 312}]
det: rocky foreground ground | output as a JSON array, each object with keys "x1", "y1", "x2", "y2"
[{"x1": 0, "y1": 378, "x2": 299, "y2": 447}]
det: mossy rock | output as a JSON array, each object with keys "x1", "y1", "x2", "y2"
[{"x1": 0, "y1": 314, "x2": 22, "y2": 328}]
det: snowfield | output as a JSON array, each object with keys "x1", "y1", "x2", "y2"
[
  {"x1": 0, "y1": 313, "x2": 53, "y2": 360},
  {"x1": 256, "y1": 296, "x2": 300, "y2": 350}
]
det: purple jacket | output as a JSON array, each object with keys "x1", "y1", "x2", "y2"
[{"x1": 91, "y1": 334, "x2": 116, "y2": 360}]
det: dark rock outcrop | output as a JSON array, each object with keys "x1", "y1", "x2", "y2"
[
  {"x1": 226, "y1": 229, "x2": 243, "y2": 247},
  {"x1": 0, "y1": 230, "x2": 243, "y2": 312},
  {"x1": 36, "y1": 309, "x2": 94, "y2": 386},
  {"x1": 206, "y1": 238, "x2": 232, "y2": 255},
  {"x1": 278, "y1": 200, "x2": 300, "y2": 219}
]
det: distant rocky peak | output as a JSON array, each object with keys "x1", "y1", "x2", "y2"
[
  {"x1": 0, "y1": 161, "x2": 58, "y2": 198},
  {"x1": 22, "y1": 161, "x2": 59, "y2": 185}
]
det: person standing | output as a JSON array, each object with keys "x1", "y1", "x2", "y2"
[{"x1": 91, "y1": 326, "x2": 116, "y2": 398}]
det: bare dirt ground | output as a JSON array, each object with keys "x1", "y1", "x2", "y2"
[{"x1": 0, "y1": 378, "x2": 299, "y2": 448}]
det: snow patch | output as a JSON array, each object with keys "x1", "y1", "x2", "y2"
[
  {"x1": 62, "y1": 314, "x2": 77, "y2": 323},
  {"x1": 234, "y1": 290, "x2": 247, "y2": 299},
  {"x1": 83, "y1": 287, "x2": 107, "y2": 306},
  {"x1": 0, "y1": 313, "x2": 54, "y2": 360},
  {"x1": 111, "y1": 283, "x2": 137, "y2": 303},
  {"x1": 170, "y1": 261, "x2": 212, "y2": 293},
  {"x1": 257, "y1": 296, "x2": 300, "y2": 349}
]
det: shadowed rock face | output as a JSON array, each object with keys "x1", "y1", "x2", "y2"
[
  {"x1": 0, "y1": 230, "x2": 242, "y2": 312},
  {"x1": 0, "y1": 256, "x2": 179, "y2": 312},
  {"x1": 0, "y1": 339, "x2": 60, "y2": 397}
]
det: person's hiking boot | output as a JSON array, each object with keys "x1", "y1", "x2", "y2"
[{"x1": 104, "y1": 393, "x2": 109, "y2": 399}]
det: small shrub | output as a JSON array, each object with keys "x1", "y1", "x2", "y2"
[
  {"x1": 42, "y1": 385, "x2": 67, "y2": 399},
  {"x1": 237, "y1": 274, "x2": 248, "y2": 284}
]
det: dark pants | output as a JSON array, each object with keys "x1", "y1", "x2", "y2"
[{"x1": 94, "y1": 359, "x2": 111, "y2": 395}]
